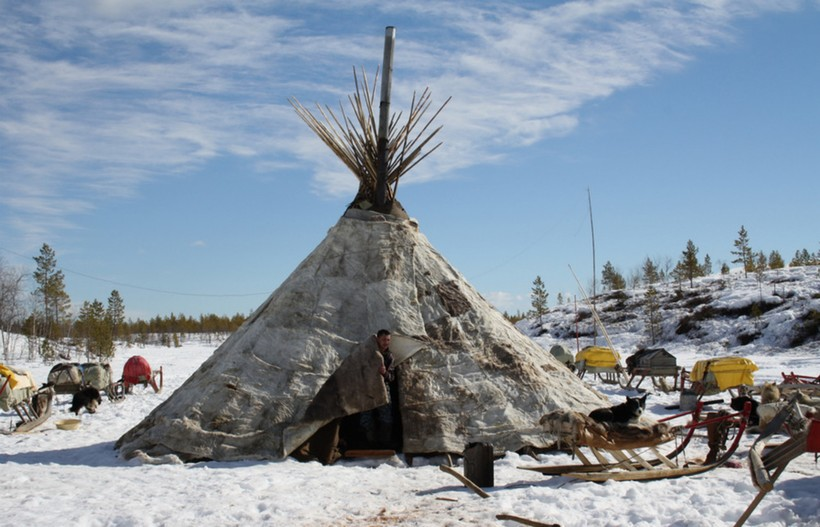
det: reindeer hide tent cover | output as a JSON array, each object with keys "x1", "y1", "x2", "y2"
[{"x1": 116, "y1": 207, "x2": 606, "y2": 462}]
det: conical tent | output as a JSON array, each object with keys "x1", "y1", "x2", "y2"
[
  {"x1": 116, "y1": 208, "x2": 606, "y2": 462},
  {"x1": 117, "y1": 32, "x2": 606, "y2": 462}
]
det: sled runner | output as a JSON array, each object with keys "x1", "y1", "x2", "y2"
[
  {"x1": 523, "y1": 400, "x2": 752, "y2": 482},
  {"x1": 1, "y1": 365, "x2": 55, "y2": 434}
]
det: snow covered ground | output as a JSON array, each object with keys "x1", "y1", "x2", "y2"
[{"x1": 1, "y1": 267, "x2": 818, "y2": 526}]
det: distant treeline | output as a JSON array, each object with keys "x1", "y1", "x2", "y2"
[{"x1": 122, "y1": 312, "x2": 247, "y2": 344}]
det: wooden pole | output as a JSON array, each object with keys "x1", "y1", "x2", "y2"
[
  {"x1": 587, "y1": 188, "x2": 597, "y2": 344},
  {"x1": 375, "y1": 26, "x2": 395, "y2": 211},
  {"x1": 438, "y1": 465, "x2": 491, "y2": 499}
]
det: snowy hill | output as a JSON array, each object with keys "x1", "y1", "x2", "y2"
[{"x1": 518, "y1": 266, "x2": 820, "y2": 360}]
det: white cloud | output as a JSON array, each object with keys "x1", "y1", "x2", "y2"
[{"x1": 0, "y1": 0, "x2": 805, "y2": 246}]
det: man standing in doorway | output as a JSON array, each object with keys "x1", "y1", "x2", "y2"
[{"x1": 361, "y1": 329, "x2": 399, "y2": 449}]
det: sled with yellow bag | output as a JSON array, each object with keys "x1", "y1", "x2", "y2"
[{"x1": 1, "y1": 364, "x2": 54, "y2": 433}]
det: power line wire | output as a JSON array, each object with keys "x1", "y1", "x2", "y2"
[{"x1": 0, "y1": 246, "x2": 272, "y2": 298}]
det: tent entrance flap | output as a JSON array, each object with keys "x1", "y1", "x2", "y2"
[{"x1": 286, "y1": 335, "x2": 424, "y2": 461}]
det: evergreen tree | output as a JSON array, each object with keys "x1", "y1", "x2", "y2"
[
  {"x1": 107, "y1": 290, "x2": 126, "y2": 341},
  {"x1": 644, "y1": 285, "x2": 662, "y2": 345},
  {"x1": 556, "y1": 292, "x2": 564, "y2": 306},
  {"x1": 32, "y1": 243, "x2": 71, "y2": 344},
  {"x1": 754, "y1": 251, "x2": 768, "y2": 300},
  {"x1": 641, "y1": 257, "x2": 660, "y2": 286},
  {"x1": 680, "y1": 239, "x2": 702, "y2": 287},
  {"x1": 768, "y1": 250, "x2": 785, "y2": 270},
  {"x1": 721, "y1": 262, "x2": 730, "y2": 275},
  {"x1": 601, "y1": 261, "x2": 625, "y2": 291},
  {"x1": 671, "y1": 261, "x2": 686, "y2": 291},
  {"x1": 790, "y1": 248, "x2": 815, "y2": 267},
  {"x1": 530, "y1": 275, "x2": 549, "y2": 325},
  {"x1": 76, "y1": 299, "x2": 114, "y2": 360},
  {"x1": 702, "y1": 254, "x2": 713, "y2": 276},
  {"x1": 731, "y1": 225, "x2": 753, "y2": 277}
]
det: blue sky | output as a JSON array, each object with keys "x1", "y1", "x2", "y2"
[{"x1": 1, "y1": 1, "x2": 818, "y2": 320}]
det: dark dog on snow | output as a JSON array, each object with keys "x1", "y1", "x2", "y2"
[
  {"x1": 589, "y1": 394, "x2": 647, "y2": 425},
  {"x1": 730, "y1": 395, "x2": 759, "y2": 426},
  {"x1": 70, "y1": 387, "x2": 102, "y2": 415}
]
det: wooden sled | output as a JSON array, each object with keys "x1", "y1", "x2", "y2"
[
  {"x1": 777, "y1": 371, "x2": 820, "y2": 395},
  {"x1": 523, "y1": 401, "x2": 752, "y2": 482},
  {"x1": 1, "y1": 365, "x2": 55, "y2": 434},
  {"x1": 625, "y1": 348, "x2": 681, "y2": 393},
  {"x1": 734, "y1": 396, "x2": 819, "y2": 527},
  {"x1": 2, "y1": 384, "x2": 55, "y2": 434},
  {"x1": 575, "y1": 346, "x2": 629, "y2": 388},
  {"x1": 780, "y1": 371, "x2": 820, "y2": 386}
]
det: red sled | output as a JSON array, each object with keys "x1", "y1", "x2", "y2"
[{"x1": 121, "y1": 356, "x2": 163, "y2": 394}]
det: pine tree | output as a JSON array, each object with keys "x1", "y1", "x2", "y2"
[
  {"x1": 702, "y1": 254, "x2": 713, "y2": 276},
  {"x1": 76, "y1": 299, "x2": 114, "y2": 360},
  {"x1": 644, "y1": 285, "x2": 662, "y2": 344},
  {"x1": 107, "y1": 290, "x2": 126, "y2": 341},
  {"x1": 680, "y1": 239, "x2": 701, "y2": 287},
  {"x1": 530, "y1": 276, "x2": 549, "y2": 325},
  {"x1": 790, "y1": 248, "x2": 814, "y2": 267},
  {"x1": 641, "y1": 257, "x2": 659, "y2": 286},
  {"x1": 731, "y1": 226, "x2": 753, "y2": 277},
  {"x1": 32, "y1": 243, "x2": 71, "y2": 344},
  {"x1": 768, "y1": 250, "x2": 785, "y2": 270},
  {"x1": 754, "y1": 251, "x2": 767, "y2": 300},
  {"x1": 601, "y1": 261, "x2": 625, "y2": 291}
]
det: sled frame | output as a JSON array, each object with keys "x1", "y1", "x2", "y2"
[
  {"x1": 521, "y1": 401, "x2": 752, "y2": 482},
  {"x1": 1, "y1": 383, "x2": 55, "y2": 434},
  {"x1": 734, "y1": 396, "x2": 818, "y2": 527}
]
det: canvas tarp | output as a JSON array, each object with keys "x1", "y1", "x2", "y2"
[
  {"x1": 116, "y1": 209, "x2": 607, "y2": 462},
  {"x1": 0, "y1": 364, "x2": 36, "y2": 412},
  {"x1": 575, "y1": 346, "x2": 621, "y2": 369},
  {"x1": 690, "y1": 357, "x2": 758, "y2": 391}
]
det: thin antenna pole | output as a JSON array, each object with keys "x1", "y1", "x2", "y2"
[
  {"x1": 569, "y1": 265, "x2": 617, "y2": 353},
  {"x1": 587, "y1": 188, "x2": 597, "y2": 344},
  {"x1": 375, "y1": 26, "x2": 396, "y2": 210}
]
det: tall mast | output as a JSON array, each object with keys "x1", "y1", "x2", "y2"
[
  {"x1": 587, "y1": 188, "x2": 597, "y2": 344},
  {"x1": 375, "y1": 26, "x2": 396, "y2": 211}
]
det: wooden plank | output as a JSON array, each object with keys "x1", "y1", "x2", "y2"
[
  {"x1": 749, "y1": 442, "x2": 772, "y2": 491},
  {"x1": 609, "y1": 450, "x2": 638, "y2": 471},
  {"x1": 589, "y1": 447, "x2": 611, "y2": 466},
  {"x1": 650, "y1": 446, "x2": 678, "y2": 469},
  {"x1": 518, "y1": 461, "x2": 648, "y2": 475},
  {"x1": 572, "y1": 446, "x2": 593, "y2": 465},
  {"x1": 439, "y1": 465, "x2": 491, "y2": 499},
  {"x1": 626, "y1": 449, "x2": 653, "y2": 470},
  {"x1": 496, "y1": 513, "x2": 561, "y2": 527},
  {"x1": 565, "y1": 464, "x2": 714, "y2": 482}
]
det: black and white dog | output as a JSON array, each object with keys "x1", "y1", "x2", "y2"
[
  {"x1": 70, "y1": 387, "x2": 102, "y2": 415},
  {"x1": 589, "y1": 394, "x2": 647, "y2": 425}
]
